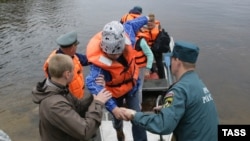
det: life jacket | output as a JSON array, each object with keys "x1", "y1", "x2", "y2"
[
  {"x1": 43, "y1": 50, "x2": 84, "y2": 99},
  {"x1": 131, "y1": 20, "x2": 161, "y2": 68},
  {"x1": 139, "y1": 20, "x2": 161, "y2": 46},
  {"x1": 86, "y1": 32, "x2": 139, "y2": 98},
  {"x1": 134, "y1": 33, "x2": 149, "y2": 68},
  {"x1": 120, "y1": 13, "x2": 141, "y2": 24}
]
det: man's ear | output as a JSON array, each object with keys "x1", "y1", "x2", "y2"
[{"x1": 63, "y1": 70, "x2": 70, "y2": 79}]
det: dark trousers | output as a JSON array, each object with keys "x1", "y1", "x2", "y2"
[{"x1": 152, "y1": 51, "x2": 165, "y2": 79}]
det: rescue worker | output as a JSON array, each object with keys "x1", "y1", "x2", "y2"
[
  {"x1": 85, "y1": 16, "x2": 149, "y2": 141},
  {"x1": 120, "y1": 6, "x2": 142, "y2": 24},
  {"x1": 43, "y1": 31, "x2": 88, "y2": 99},
  {"x1": 121, "y1": 41, "x2": 219, "y2": 141},
  {"x1": 32, "y1": 54, "x2": 112, "y2": 141}
]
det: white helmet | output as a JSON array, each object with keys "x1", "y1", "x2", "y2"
[{"x1": 101, "y1": 21, "x2": 125, "y2": 54}]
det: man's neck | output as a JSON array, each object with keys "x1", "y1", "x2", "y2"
[
  {"x1": 50, "y1": 77, "x2": 67, "y2": 86},
  {"x1": 176, "y1": 67, "x2": 194, "y2": 80}
]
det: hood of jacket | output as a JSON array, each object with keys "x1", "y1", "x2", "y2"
[{"x1": 32, "y1": 78, "x2": 69, "y2": 104}]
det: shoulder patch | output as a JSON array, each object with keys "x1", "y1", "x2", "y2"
[{"x1": 163, "y1": 91, "x2": 174, "y2": 108}]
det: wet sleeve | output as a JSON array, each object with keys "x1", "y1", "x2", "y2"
[
  {"x1": 139, "y1": 38, "x2": 154, "y2": 69},
  {"x1": 75, "y1": 53, "x2": 89, "y2": 66}
]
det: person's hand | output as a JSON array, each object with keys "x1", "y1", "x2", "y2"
[
  {"x1": 120, "y1": 107, "x2": 136, "y2": 121},
  {"x1": 144, "y1": 69, "x2": 151, "y2": 79},
  {"x1": 94, "y1": 88, "x2": 112, "y2": 104},
  {"x1": 153, "y1": 105, "x2": 163, "y2": 113},
  {"x1": 112, "y1": 107, "x2": 129, "y2": 120},
  {"x1": 95, "y1": 74, "x2": 105, "y2": 86}
]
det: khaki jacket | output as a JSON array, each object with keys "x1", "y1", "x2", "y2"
[{"x1": 32, "y1": 78, "x2": 104, "y2": 141}]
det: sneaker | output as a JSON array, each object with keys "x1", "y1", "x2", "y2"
[{"x1": 116, "y1": 129, "x2": 125, "y2": 141}]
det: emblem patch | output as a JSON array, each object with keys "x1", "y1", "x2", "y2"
[{"x1": 163, "y1": 91, "x2": 174, "y2": 108}]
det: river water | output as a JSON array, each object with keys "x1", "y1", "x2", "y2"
[{"x1": 0, "y1": 0, "x2": 250, "y2": 140}]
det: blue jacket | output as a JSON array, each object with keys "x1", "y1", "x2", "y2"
[
  {"x1": 132, "y1": 71, "x2": 219, "y2": 141},
  {"x1": 85, "y1": 16, "x2": 148, "y2": 112}
]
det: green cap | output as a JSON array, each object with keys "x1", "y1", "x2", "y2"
[
  {"x1": 56, "y1": 31, "x2": 78, "y2": 48},
  {"x1": 172, "y1": 41, "x2": 199, "y2": 63}
]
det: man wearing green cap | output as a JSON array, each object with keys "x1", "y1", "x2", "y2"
[
  {"x1": 121, "y1": 41, "x2": 219, "y2": 141},
  {"x1": 43, "y1": 31, "x2": 89, "y2": 99}
]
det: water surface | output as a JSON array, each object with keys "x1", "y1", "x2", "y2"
[{"x1": 0, "y1": 0, "x2": 250, "y2": 140}]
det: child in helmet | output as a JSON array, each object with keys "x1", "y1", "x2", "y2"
[{"x1": 85, "y1": 16, "x2": 149, "y2": 141}]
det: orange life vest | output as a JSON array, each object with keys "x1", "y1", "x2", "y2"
[
  {"x1": 132, "y1": 20, "x2": 161, "y2": 68},
  {"x1": 139, "y1": 20, "x2": 161, "y2": 46},
  {"x1": 134, "y1": 35, "x2": 148, "y2": 68},
  {"x1": 43, "y1": 50, "x2": 85, "y2": 99},
  {"x1": 86, "y1": 32, "x2": 139, "y2": 98},
  {"x1": 120, "y1": 13, "x2": 141, "y2": 24}
]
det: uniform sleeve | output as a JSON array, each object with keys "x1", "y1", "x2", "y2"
[
  {"x1": 131, "y1": 89, "x2": 186, "y2": 135},
  {"x1": 139, "y1": 38, "x2": 154, "y2": 69},
  {"x1": 85, "y1": 64, "x2": 118, "y2": 112},
  {"x1": 43, "y1": 96, "x2": 104, "y2": 140},
  {"x1": 124, "y1": 16, "x2": 148, "y2": 46},
  {"x1": 75, "y1": 53, "x2": 89, "y2": 66}
]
